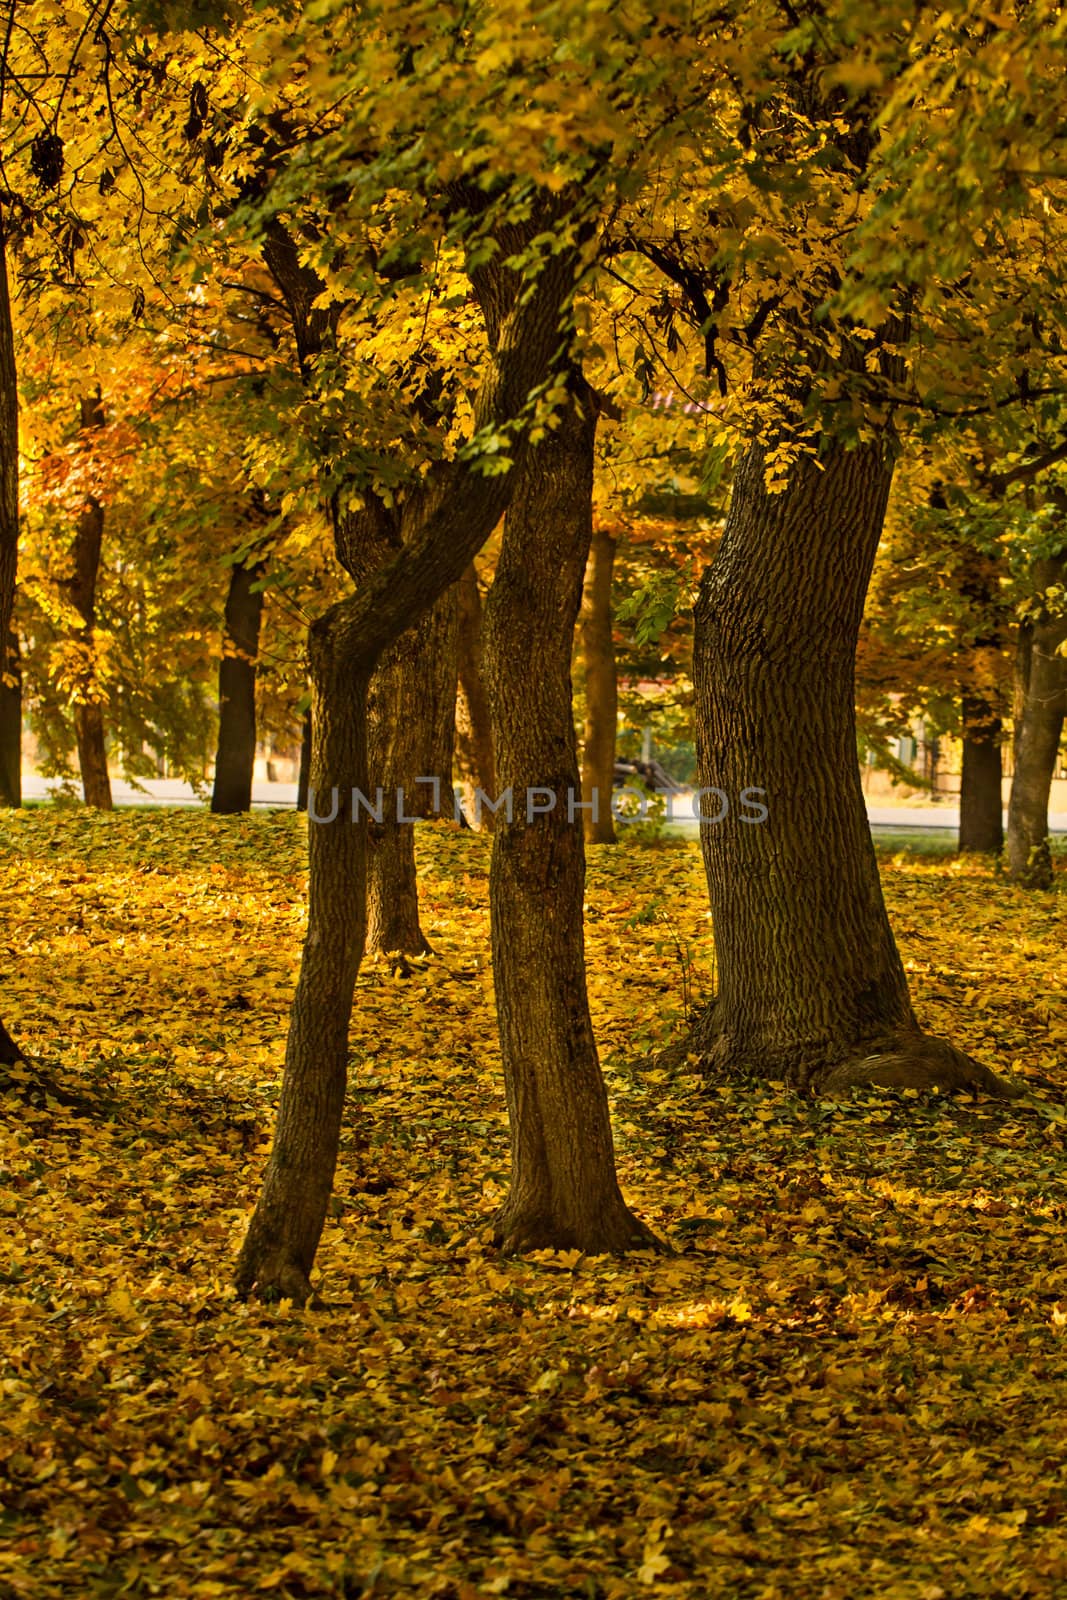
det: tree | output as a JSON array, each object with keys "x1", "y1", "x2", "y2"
[
  {"x1": 0, "y1": 220, "x2": 19, "y2": 807},
  {"x1": 579, "y1": 525, "x2": 619, "y2": 845},
  {"x1": 1006, "y1": 540, "x2": 1067, "y2": 888},
  {"x1": 211, "y1": 555, "x2": 267, "y2": 815},
  {"x1": 454, "y1": 563, "x2": 496, "y2": 831},
  {"x1": 483, "y1": 367, "x2": 655, "y2": 1252}
]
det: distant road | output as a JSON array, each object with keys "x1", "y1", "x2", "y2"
[{"x1": 16, "y1": 776, "x2": 1067, "y2": 834}]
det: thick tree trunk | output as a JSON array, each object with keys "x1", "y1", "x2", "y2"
[
  {"x1": 482, "y1": 376, "x2": 656, "y2": 1253},
  {"x1": 0, "y1": 625, "x2": 21, "y2": 809},
  {"x1": 579, "y1": 525, "x2": 619, "y2": 845},
  {"x1": 691, "y1": 439, "x2": 1013, "y2": 1098},
  {"x1": 1006, "y1": 552, "x2": 1067, "y2": 888},
  {"x1": 296, "y1": 707, "x2": 311, "y2": 812},
  {"x1": 67, "y1": 396, "x2": 111, "y2": 811},
  {"x1": 0, "y1": 219, "x2": 20, "y2": 810},
  {"x1": 0, "y1": 1014, "x2": 22, "y2": 1065},
  {"x1": 365, "y1": 588, "x2": 458, "y2": 963},
  {"x1": 454, "y1": 562, "x2": 496, "y2": 830},
  {"x1": 958, "y1": 692, "x2": 1003, "y2": 854},
  {"x1": 211, "y1": 560, "x2": 266, "y2": 814}
]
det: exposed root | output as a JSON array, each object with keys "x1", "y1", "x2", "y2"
[
  {"x1": 820, "y1": 1033, "x2": 1022, "y2": 1100},
  {"x1": 233, "y1": 1241, "x2": 315, "y2": 1307},
  {"x1": 492, "y1": 1196, "x2": 666, "y2": 1257}
]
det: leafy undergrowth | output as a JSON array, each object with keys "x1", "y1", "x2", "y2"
[{"x1": 1, "y1": 810, "x2": 1065, "y2": 1599}]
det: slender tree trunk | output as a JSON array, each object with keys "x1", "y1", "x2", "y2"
[
  {"x1": 211, "y1": 560, "x2": 266, "y2": 814},
  {"x1": 958, "y1": 692, "x2": 1003, "y2": 853},
  {"x1": 1006, "y1": 551, "x2": 1067, "y2": 888},
  {"x1": 296, "y1": 707, "x2": 311, "y2": 812},
  {"x1": 66, "y1": 395, "x2": 111, "y2": 811},
  {"x1": 0, "y1": 218, "x2": 20, "y2": 809},
  {"x1": 579, "y1": 525, "x2": 618, "y2": 845},
  {"x1": 0, "y1": 626, "x2": 20, "y2": 809},
  {"x1": 482, "y1": 375, "x2": 656, "y2": 1253},
  {"x1": 691, "y1": 439, "x2": 1013, "y2": 1097},
  {"x1": 454, "y1": 562, "x2": 496, "y2": 830},
  {"x1": 365, "y1": 588, "x2": 458, "y2": 963}
]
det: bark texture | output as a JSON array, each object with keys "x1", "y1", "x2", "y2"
[
  {"x1": 482, "y1": 375, "x2": 656, "y2": 1254},
  {"x1": 0, "y1": 219, "x2": 20, "y2": 809},
  {"x1": 691, "y1": 439, "x2": 1014, "y2": 1099},
  {"x1": 958, "y1": 692, "x2": 1004, "y2": 854},
  {"x1": 236, "y1": 203, "x2": 590, "y2": 1302},
  {"x1": 211, "y1": 560, "x2": 266, "y2": 814},
  {"x1": 1006, "y1": 550, "x2": 1067, "y2": 887},
  {"x1": 579, "y1": 525, "x2": 618, "y2": 845},
  {"x1": 454, "y1": 562, "x2": 496, "y2": 830},
  {"x1": 66, "y1": 395, "x2": 111, "y2": 811}
]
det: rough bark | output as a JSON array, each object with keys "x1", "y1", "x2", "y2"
[
  {"x1": 1006, "y1": 550, "x2": 1067, "y2": 888},
  {"x1": 958, "y1": 691, "x2": 1004, "y2": 854},
  {"x1": 65, "y1": 395, "x2": 111, "y2": 811},
  {"x1": 690, "y1": 438, "x2": 1015, "y2": 1099},
  {"x1": 482, "y1": 374, "x2": 657, "y2": 1254},
  {"x1": 236, "y1": 203, "x2": 589, "y2": 1303},
  {"x1": 454, "y1": 562, "x2": 497, "y2": 831},
  {"x1": 579, "y1": 525, "x2": 618, "y2": 845},
  {"x1": 0, "y1": 625, "x2": 20, "y2": 809},
  {"x1": 0, "y1": 218, "x2": 20, "y2": 809},
  {"x1": 211, "y1": 559, "x2": 266, "y2": 814},
  {"x1": 365, "y1": 587, "x2": 458, "y2": 964}
]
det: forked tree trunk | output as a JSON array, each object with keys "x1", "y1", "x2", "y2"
[
  {"x1": 1006, "y1": 550, "x2": 1067, "y2": 888},
  {"x1": 365, "y1": 588, "x2": 458, "y2": 962},
  {"x1": 0, "y1": 218, "x2": 20, "y2": 810},
  {"x1": 67, "y1": 395, "x2": 111, "y2": 811},
  {"x1": 579, "y1": 525, "x2": 618, "y2": 845},
  {"x1": 236, "y1": 203, "x2": 586, "y2": 1302},
  {"x1": 958, "y1": 691, "x2": 1003, "y2": 854},
  {"x1": 454, "y1": 562, "x2": 496, "y2": 830},
  {"x1": 0, "y1": 626, "x2": 20, "y2": 809},
  {"x1": 691, "y1": 439, "x2": 1013, "y2": 1098},
  {"x1": 211, "y1": 560, "x2": 266, "y2": 814},
  {"x1": 482, "y1": 376, "x2": 656, "y2": 1253}
]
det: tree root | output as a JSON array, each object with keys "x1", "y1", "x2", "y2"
[
  {"x1": 819, "y1": 1033, "x2": 1022, "y2": 1099},
  {"x1": 492, "y1": 1195, "x2": 667, "y2": 1257},
  {"x1": 233, "y1": 1241, "x2": 315, "y2": 1307}
]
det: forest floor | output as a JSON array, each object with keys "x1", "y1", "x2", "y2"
[{"x1": 1, "y1": 811, "x2": 1065, "y2": 1599}]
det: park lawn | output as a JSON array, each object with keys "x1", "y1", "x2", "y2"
[{"x1": 1, "y1": 809, "x2": 1065, "y2": 1599}]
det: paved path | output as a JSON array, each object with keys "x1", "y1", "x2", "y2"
[{"x1": 16, "y1": 775, "x2": 1067, "y2": 834}]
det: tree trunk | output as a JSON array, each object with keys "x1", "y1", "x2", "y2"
[
  {"x1": 67, "y1": 395, "x2": 111, "y2": 811},
  {"x1": 958, "y1": 692, "x2": 1003, "y2": 854},
  {"x1": 482, "y1": 375, "x2": 656, "y2": 1253},
  {"x1": 0, "y1": 218, "x2": 20, "y2": 810},
  {"x1": 365, "y1": 587, "x2": 458, "y2": 963},
  {"x1": 0, "y1": 1014, "x2": 22, "y2": 1065},
  {"x1": 0, "y1": 625, "x2": 21, "y2": 809},
  {"x1": 454, "y1": 562, "x2": 496, "y2": 830},
  {"x1": 296, "y1": 707, "x2": 311, "y2": 812},
  {"x1": 236, "y1": 201, "x2": 593, "y2": 1302},
  {"x1": 1006, "y1": 551, "x2": 1067, "y2": 888},
  {"x1": 211, "y1": 559, "x2": 266, "y2": 814},
  {"x1": 579, "y1": 525, "x2": 618, "y2": 845},
  {"x1": 691, "y1": 439, "x2": 1013, "y2": 1098}
]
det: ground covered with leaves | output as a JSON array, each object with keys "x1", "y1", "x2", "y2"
[{"x1": 1, "y1": 810, "x2": 1065, "y2": 1598}]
